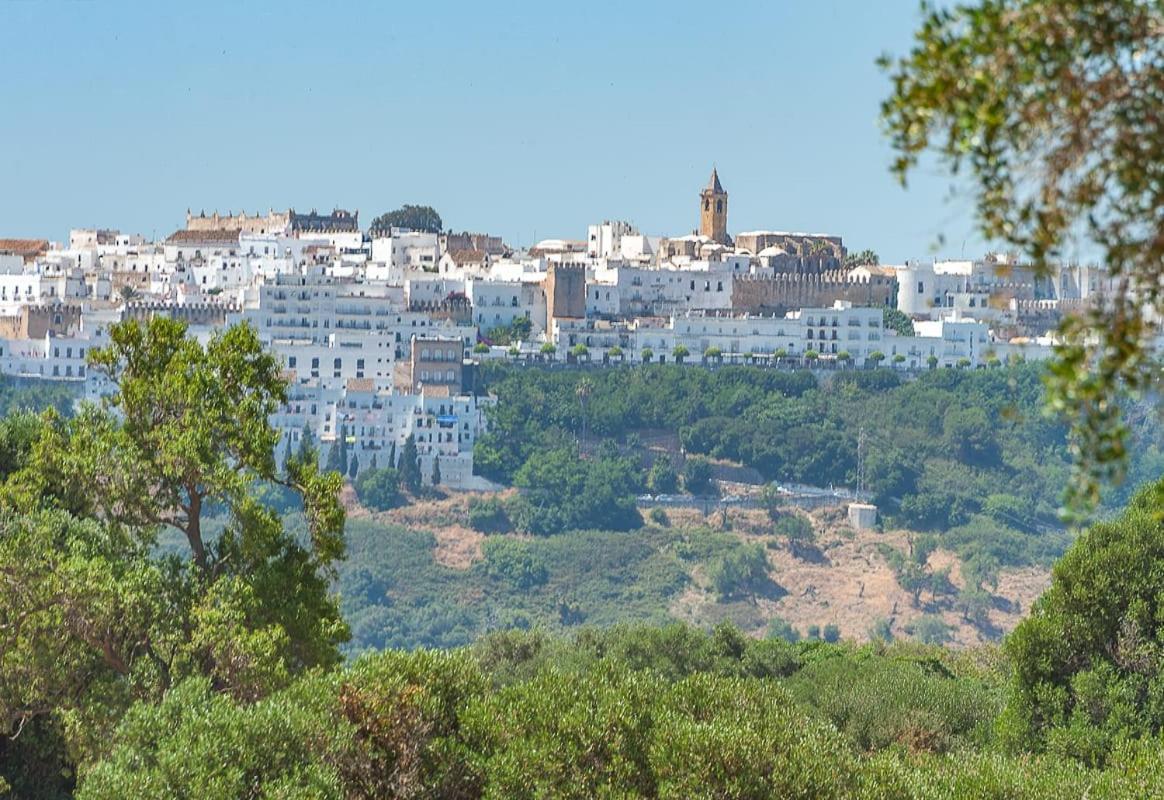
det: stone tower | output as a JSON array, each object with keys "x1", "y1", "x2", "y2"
[{"x1": 699, "y1": 167, "x2": 729, "y2": 244}]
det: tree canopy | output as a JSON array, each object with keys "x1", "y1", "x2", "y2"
[
  {"x1": 368, "y1": 204, "x2": 443, "y2": 235},
  {"x1": 0, "y1": 318, "x2": 347, "y2": 773}
]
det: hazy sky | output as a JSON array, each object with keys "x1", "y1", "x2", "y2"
[{"x1": 0, "y1": 0, "x2": 985, "y2": 262}]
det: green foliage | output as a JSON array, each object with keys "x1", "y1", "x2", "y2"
[
  {"x1": 1002, "y1": 478, "x2": 1164, "y2": 763},
  {"x1": 510, "y1": 446, "x2": 641, "y2": 535},
  {"x1": 784, "y1": 644, "x2": 1002, "y2": 754},
  {"x1": 708, "y1": 542, "x2": 769, "y2": 600},
  {"x1": 822, "y1": 624, "x2": 842, "y2": 644},
  {"x1": 767, "y1": 617, "x2": 801, "y2": 643},
  {"x1": 646, "y1": 458, "x2": 678, "y2": 494},
  {"x1": 648, "y1": 507, "x2": 670, "y2": 527},
  {"x1": 844, "y1": 249, "x2": 880, "y2": 268},
  {"x1": 485, "y1": 316, "x2": 531, "y2": 346},
  {"x1": 368, "y1": 204, "x2": 442, "y2": 235},
  {"x1": 883, "y1": 307, "x2": 915, "y2": 337},
  {"x1": 482, "y1": 538, "x2": 548, "y2": 590},
  {"x1": 0, "y1": 319, "x2": 347, "y2": 773},
  {"x1": 399, "y1": 434, "x2": 421, "y2": 494},
  {"x1": 907, "y1": 614, "x2": 955, "y2": 646},
  {"x1": 882, "y1": 0, "x2": 1164, "y2": 510},
  {"x1": 774, "y1": 512, "x2": 814, "y2": 543},
  {"x1": 467, "y1": 496, "x2": 511, "y2": 533},
  {"x1": 682, "y1": 456, "x2": 712, "y2": 495},
  {"x1": 354, "y1": 467, "x2": 402, "y2": 511},
  {"x1": 338, "y1": 523, "x2": 688, "y2": 652}
]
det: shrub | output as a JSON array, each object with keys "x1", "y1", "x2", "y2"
[
  {"x1": 708, "y1": 544, "x2": 769, "y2": 600},
  {"x1": 467, "y1": 496, "x2": 511, "y2": 533},
  {"x1": 774, "y1": 513, "x2": 814, "y2": 543},
  {"x1": 482, "y1": 538, "x2": 548, "y2": 590},
  {"x1": 767, "y1": 618, "x2": 801, "y2": 643},
  {"x1": 683, "y1": 456, "x2": 713, "y2": 495},
  {"x1": 822, "y1": 624, "x2": 842, "y2": 644},
  {"x1": 649, "y1": 507, "x2": 670, "y2": 527},
  {"x1": 906, "y1": 614, "x2": 954, "y2": 645},
  {"x1": 647, "y1": 459, "x2": 679, "y2": 494}
]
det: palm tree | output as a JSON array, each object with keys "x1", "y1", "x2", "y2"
[{"x1": 118, "y1": 285, "x2": 139, "y2": 304}]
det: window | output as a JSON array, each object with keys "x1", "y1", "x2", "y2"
[
  {"x1": 446, "y1": 370, "x2": 455, "y2": 381},
  {"x1": 918, "y1": 281, "x2": 925, "y2": 294}
]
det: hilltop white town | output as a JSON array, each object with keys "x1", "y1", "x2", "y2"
[{"x1": 0, "y1": 169, "x2": 1116, "y2": 489}]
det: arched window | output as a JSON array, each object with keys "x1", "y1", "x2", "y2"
[
  {"x1": 703, "y1": 199, "x2": 710, "y2": 211},
  {"x1": 716, "y1": 200, "x2": 723, "y2": 213}
]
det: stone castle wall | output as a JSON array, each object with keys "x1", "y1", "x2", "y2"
[{"x1": 732, "y1": 272, "x2": 895, "y2": 314}]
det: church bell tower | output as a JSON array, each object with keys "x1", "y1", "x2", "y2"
[{"x1": 699, "y1": 167, "x2": 729, "y2": 245}]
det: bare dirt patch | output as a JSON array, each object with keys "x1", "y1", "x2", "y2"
[{"x1": 667, "y1": 506, "x2": 1051, "y2": 646}]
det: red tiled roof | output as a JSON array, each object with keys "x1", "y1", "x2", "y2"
[
  {"x1": 0, "y1": 239, "x2": 49, "y2": 256},
  {"x1": 447, "y1": 248, "x2": 487, "y2": 265}
]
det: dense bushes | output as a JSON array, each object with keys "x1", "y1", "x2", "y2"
[
  {"x1": 509, "y1": 446, "x2": 641, "y2": 534},
  {"x1": 354, "y1": 467, "x2": 402, "y2": 511},
  {"x1": 68, "y1": 624, "x2": 1164, "y2": 799},
  {"x1": 473, "y1": 362, "x2": 1136, "y2": 572}
]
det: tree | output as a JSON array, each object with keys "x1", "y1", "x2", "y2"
[
  {"x1": 640, "y1": 347, "x2": 653, "y2": 363},
  {"x1": 296, "y1": 424, "x2": 317, "y2": 467},
  {"x1": 467, "y1": 496, "x2": 510, "y2": 533},
  {"x1": 0, "y1": 319, "x2": 346, "y2": 767},
  {"x1": 473, "y1": 342, "x2": 490, "y2": 354},
  {"x1": 683, "y1": 456, "x2": 713, "y2": 495},
  {"x1": 673, "y1": 345, "x2": 690, "y2": 364},
  {"x1": 882, "y1": 307, "x2": 914, "y2": 337},
  {"x1": 509, "y1": 446, "x2": 641, "y2": 535},
  {"x1": 767, "y1": 618, "x2": 801, "y2": 643},
  {"x1": 607, "y1": 345, "x2": 623, "y2": 361},
  {"x1": 836, "y1": 351, "x2": 852, "y2": 364},
  {"x1": 709, "y1": 543, "x2": 769, "y2": 600},
  {"x1": 703, "y1": 346, "x2": 723, "y2": 363},
  {"x1": 822, "y1": 624, "x2": 841, "y2": 644},
  {"x1": 760, "y1": 484, "x2": 785, "y2": 522},
  {"x1": 646, "y1": 459, "x2": 678, "y2": 495},
  {"x1": 399, "y1": 435, "x2": 421, "y2": 494},
  {"x1": 844, "y1": 249, "x2": 880, "y2": 268},
  {"x1": 368, "y1": 204, "x2": 442, "y2": 235},
  {"x1": 570, "y1": 343, "x2": 589, "y2": 360},
  {"x1": 431, "y1": 456, "x2": 441, "y2": 487},
  {"x1": 905, "y1": 614, "x2": 953, "y2": 646},
  {"x1": 539, "y1": 342, "x2": 556, "y2": 357},
  {"x1": 354, "y1": 467, "x2": 402, "y2": 511},
  {"x1": 804, "y1": 350, "x2": 819, "y2": 362},
  {"x1": 926, "y1": 354, "x2": 939, "y2": 370},
  {"x1": 943, "y1": 406, "x2": 998, "y2": 465},
  {"x1": 867, "y1": 351, "x2": 885, "y2": 367},
  {"x1": 1002, "y1": 479, "x2": 1164, "y2": 762},
  {"x1": 347, "y1": 452, "x2": 360, "y2": 480},
  {"x1": 883, "y1": 0, "x2": 1164, "y2": 509}
]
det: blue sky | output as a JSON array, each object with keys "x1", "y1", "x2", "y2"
[{"x1": 0, "y1": 0, "x2": 983, "y2": 262}]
